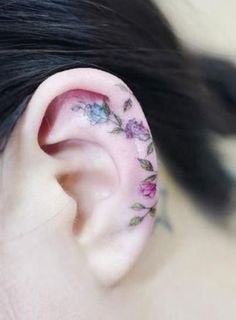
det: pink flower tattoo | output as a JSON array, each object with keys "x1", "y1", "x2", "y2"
[{"x1": 139, "y1": 181, "x2": 157, "y2": 199}]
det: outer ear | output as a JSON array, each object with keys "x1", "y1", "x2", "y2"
[{"x1": 8, "y1": 68, "x2": 159, "y2": 285}]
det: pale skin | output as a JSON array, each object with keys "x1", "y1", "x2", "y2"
[{"x1": 1, "y1": 68, "x2": 236, "y2": 320}]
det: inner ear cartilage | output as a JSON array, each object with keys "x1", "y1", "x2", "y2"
[{"x1": 70, "y1": 90, "x2": 159, "y2": 227}]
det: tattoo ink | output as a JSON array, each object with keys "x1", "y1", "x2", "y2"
[{"x1": 69, "y1": 87, "x2": 159, "y2": 227}]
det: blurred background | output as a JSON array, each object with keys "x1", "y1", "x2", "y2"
[
  {"x1": 155, "y1": 0, "x2": 236, "y2": 192},
  {"x1": 156, "y1": 0, "x2": 236, "y2": 57}
]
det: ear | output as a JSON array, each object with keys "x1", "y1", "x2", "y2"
[{"x1": 4, "y1": 68, "x2": 159, "y2": 286}]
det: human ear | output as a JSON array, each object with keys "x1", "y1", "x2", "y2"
[{"x1": 3, "y1": 68, "x2": 159, "y2": 286}]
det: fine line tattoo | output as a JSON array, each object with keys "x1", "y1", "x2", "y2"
[{"x1": 71, "y1": 89, "x2": 159, "y2": 227}]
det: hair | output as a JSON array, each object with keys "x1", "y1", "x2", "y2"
[{"x1": 0, "y1": 0, "x2": 235, "y2": 216}]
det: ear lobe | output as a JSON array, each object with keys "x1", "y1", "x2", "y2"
[{"x1": 26, "y1": 68, "x2": 160, "y2": 285}]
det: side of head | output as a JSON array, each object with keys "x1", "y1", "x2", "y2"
[{"x1": 1, "y1": 1, "x2": 236, "y2": 318}]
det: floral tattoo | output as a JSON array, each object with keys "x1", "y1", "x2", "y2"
[{"x1": 72, "y1": 87, "x2": 158, "y2": 227}]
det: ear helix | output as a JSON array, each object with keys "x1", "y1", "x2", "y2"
[
  {"x1": 40, "y1": 76, "x2": 159, "y2": 230},
  {"x1": 17, "y1": 68, "x2": 160, "y2": 284}
]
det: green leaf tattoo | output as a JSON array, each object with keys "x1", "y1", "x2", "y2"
[
  {"x1": 144, "y1": 174, "x2": 158, "y2": 182},
  {"x1": 124, "y1": 98, "x2": 133, "y2": 112},
  {"x1": 147, "y1": 142, "x2": 154, "y2": 156},
  {"x1": 110, "y1": 127, "x2": 124, "y2": 134},
  {"x1": 148, "y1": 208, "x2": 157, "y2": 217},
  {"x1": 102, "y1": 101, "x2": 111, "y2": 113},
  {"x1": 129, "y1": 216, "x2": 143, "y2": 226},
  {"x1": 138, "y1": 158, "x2": 154, "y2": 172},
  {"x1": 114, "y1": 114, "x2": 122, "y2": 127},
  {"x1": 131, "y1": 203, "x2": 146, "y2": 210}
]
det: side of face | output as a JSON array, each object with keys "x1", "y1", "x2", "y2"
[{"x1": 0, "y1": 68, "x2": 159, "y2": 319}]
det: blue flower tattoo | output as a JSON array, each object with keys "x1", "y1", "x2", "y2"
[{"x1": 84, "y1": 102, "x2": 110, "y2": 125}]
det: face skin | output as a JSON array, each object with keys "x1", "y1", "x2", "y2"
[{"x1": 1, "y1": 68, "x2": 236, "y2": 320}]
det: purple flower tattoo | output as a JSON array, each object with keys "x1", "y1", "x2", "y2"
[{"x1": 125, "y1": 119, "x2": 151, "y2": 141}]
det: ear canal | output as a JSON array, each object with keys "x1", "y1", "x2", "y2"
[{"x1": 37, "y1": 69, "x2": 159, "y2": 285}]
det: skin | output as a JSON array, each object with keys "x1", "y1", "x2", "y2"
[{"x1": 1, "y1": 69, "x2": 236, "y2": 320}]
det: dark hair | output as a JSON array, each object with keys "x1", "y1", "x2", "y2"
[{"x1": 0, "y1": 0, "x2": 235, "y2": 216}]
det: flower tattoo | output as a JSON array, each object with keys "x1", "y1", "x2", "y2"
[
  {"x1": 71, "y1": 93, "x2": 158, "y2": 227},
  {"x1": 125, "y1": 119, "x2": 151, "y2": 141},
  {"x1": 84, "y1": 102, "x2": 110, "y2": 125},
  {"x1": 139, "y1": 181, "x2": 157, "y2": 199}
]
